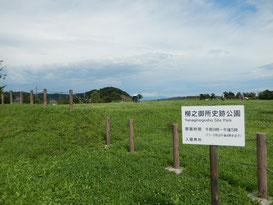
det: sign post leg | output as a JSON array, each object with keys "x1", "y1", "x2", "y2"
[
  {"x1": 210, "y1": 145, "x2": 219, "y2": 205},
  {"x1": 257, "y1": 133, "x2": 267, "y2": 199}
]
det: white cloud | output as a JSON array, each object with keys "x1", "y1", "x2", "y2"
[
  {"x1": 139, "y1": 92, "x2": 158, "y2": 98},
  {"x1": 1, "y1": 0, "x2": 273, "y2": 96},
  {"x1": 249, "y1": 63, "x2": 273, "y2": 79},
  {"x1": 94, "y1": 77, "x2": 122, "y2": 87}
]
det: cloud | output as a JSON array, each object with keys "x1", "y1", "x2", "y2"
[
  {"x1": 140, "y1": 92, "x2": 158, "y2": 98},
  {"x1": 249, "y1": 63, "x2": 273, "y2": 79},
  {"x1": 4, "y1": 53, "x2": 272, "y2": 98},
  {"x1": 1, "y1": 0, "x2": 273, "y2": 98}
]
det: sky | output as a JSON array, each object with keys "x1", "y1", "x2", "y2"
[{"x1": 0, "y1": 0, "x2": 273, "y2": 99}]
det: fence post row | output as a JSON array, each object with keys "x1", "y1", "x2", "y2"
[
  {"x1": 69, "y1": 89, "x2": 73, "y2": 111},
  {"x1": 106, "y1": 117, "x2": 110, "y2": 145},
  {"x1": 30, "y1": 90, "x2": 34, "y2": 105},
  {"x1": 43, "y1": 89, "x2": 47, "y2": 107},
  {"x1": 10, "y1": 91, "x2": 13, "y2": 104},
  {"x1": 172, "y1": 124, "x2": 180, "y2": 169},
  {"x1": 257, "y1": 133, "x2": 267, "y2": 199},
  {"x1": 129, "y1": 119, "x2": 134, "y2": 152},
  {"x1": 1, "y1": 93, "x2": 4, "y2": 104},
  {"x1": 2, "y1": 89, "x2": 271, "y2": 203}
]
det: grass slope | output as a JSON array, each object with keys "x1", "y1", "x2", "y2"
[{"x1": 0, "y1": 100, "x2": 272, "y2": 204}]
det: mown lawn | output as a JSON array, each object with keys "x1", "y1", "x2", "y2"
[{"x1": 0, "y1": 100, "x2": 272, "y2": 204}]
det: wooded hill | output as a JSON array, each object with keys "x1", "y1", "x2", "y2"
[{"x1": 76, "y1": 87, "x2": 131, "y2": 103}]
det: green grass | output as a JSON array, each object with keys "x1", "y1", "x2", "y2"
[{"x1": 0, "y1": 100, "x2": 272, "y2": 204}]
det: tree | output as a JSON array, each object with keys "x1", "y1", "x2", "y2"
[
  {"x1": 236, "y1": 92, "x2": 241, "y2": 99},
  {"x1": 210, "y1": 93, "x2": 216, "y2": 100},
  {"x1": 137, "y1": 94, "x2": 143, "y2": 100},
  {"x1": 223, "y1": 91, "x2": 235, "y2": 99},
  {"x1": 243, "y1": 92, "x2": 256, "y2": 99},
  {"x1": 258, "y1": 90, "x2": 273, "y2": 100},
  {"x1": 199, "y1": 93, "x2": 210, "y2": 100},
  {"x1": 0, "y1": 60, "x2": 7, "y2": 95},
  {"x1": 223, "y1": 91, "x2": 228, "y2": 99},
  {"x1": 111, "y1": 92, "x2": 121, "y2": 101},
  {"x1": 91, "y1": 91, "x2": 100, "y2": 103},
  {"x1": 102, "y1": 96, "x2": 112, "y2": 103},
  {"x1": 133, "y1": 94, "x2": 143, "y2": 103},
  {"x1": 228, "y1": 91, "x2": 235, "y2": 99}
]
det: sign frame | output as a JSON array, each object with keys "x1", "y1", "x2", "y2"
[{"x1": 181, "y1": 105, "x2": 245, "y2": 147}]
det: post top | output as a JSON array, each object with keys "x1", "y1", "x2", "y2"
[{"x1": 256, "y1": 133, "x2": 267, "y2": 135}]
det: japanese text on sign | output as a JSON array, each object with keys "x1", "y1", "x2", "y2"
[{"x1": 181, "y1": 105, "x2": 245, "y2": 146}]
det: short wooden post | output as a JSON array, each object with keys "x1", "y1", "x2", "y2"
[
  {"x1": 129, "y1": 119, "x2": 134, "y2": 152},
  {"x1": 20, "y1": 91, "x2": 23, "y2": 104},
  {"x1": 43, "y1": 89, "x2": 47, "y2": 107},
  {"x1": 30, "y1": 90, "x2": 34, "y2": 105},
  {"x1": 210, "y1": 145, "x2": 220, "y2": 205},
  {"x1": 1, "y1": 93, "x2": 4, "y2": 104},
  {"x1": 10, "y1": 91, "x2": 13, "y2": 104},
  {"x1": 257, "y1": 133, "x2": 267, "y2": 199},
  {"x1": 172, "y1": 124, "x2": 180, "y2": 169},
  {"x1": 69, "y1": 89, "x2": 73, "y2": 111},
  {"x1": 106, "y1": 117, "x2": 110, "y2": 145}
]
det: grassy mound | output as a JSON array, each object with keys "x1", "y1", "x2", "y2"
[{"x1": 0, "y1": 100, "x2": 272, "y2": 204}]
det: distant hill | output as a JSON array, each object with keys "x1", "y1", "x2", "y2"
[
  {"x1": 75, "y1": 87, "x2": 131, "y2": 103},
  {"x1": 85, "y1": 87, "x2": 131, "y2": 98}
]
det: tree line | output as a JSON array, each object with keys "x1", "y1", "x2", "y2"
[
  {"x1": 199, "y1": 90, "x2": 273, "y2": 100},
  {"x1": 1, "y1": 60, "x2": 272, "y2": 102}
]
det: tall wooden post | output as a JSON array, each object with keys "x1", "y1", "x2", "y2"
[
  {"x1": 106, "y1": 117, "x2": 110, "y2": 145},
  {"x1": 10, "y1": 91, "x2": 13, "y2": 104},
  {"x1": 210, "y1": 145, "x2": 219, "y2": 205},
  {"x1": 43, "y1": 89, "x2": 47, "y2": 107},
  {"x1": 1, "y1": 93, "x2": 4, "y2": 104},
  {"x1": 30, "y1": 90, "x2": 34, "y2": 105},
  {"x1": 129, "y1": 119, "x2": 134, "y2": 152},
  {"x1": 69, "y1": 89, "x2": 73, "y2": 111},
  {"x1": 172, "y1": 124, "x2": 180, "y2": 169},
  {"x1": 20, "y1": 91, "x2": 23, "y2": 104},
  {"x1": 257, "y1": 133, "x2": 267, "y2": 199}
]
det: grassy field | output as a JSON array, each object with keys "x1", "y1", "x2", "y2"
[{"x1": 0, "y1": 100, "x2": 272, "y2": 204}]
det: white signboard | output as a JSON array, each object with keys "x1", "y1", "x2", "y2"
[{"x1": 182, "y1": 105, "x2": 245, "y2": 146}]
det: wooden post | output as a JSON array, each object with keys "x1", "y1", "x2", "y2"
[
  {"x1": 257, "y1": 133, "x2": 267, "y2": 199},
  {"x1": 30, "y1": 90, "x2": 34, "y2": 105},
  {"x1": 106, "y1": 117, "x2": 110, "y2": 145},
  {"x1": 129, "y1": 119, "x2": 134, "y2": 152},
  {"x1": 10, "y1": 91, "x2": 13, "y2": 104},
  {"x1": 172, "y1": 124, "x2": 180, "y2": 169},
  {"x1": 1, "y1": 93, "x2": 4, "y2": 104},
  {"x1": 43, "y1": 89, "x2": 47, "y2": 107},
  {"x1": 210, "y1": 145, "x2": 220, "y2": 205},
  {"x1": 20, "y1": 91, "x2": 23, "y2": 104},
  {"x1": 69, "y1": 89, "x2": 73, "y2": 111}
]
